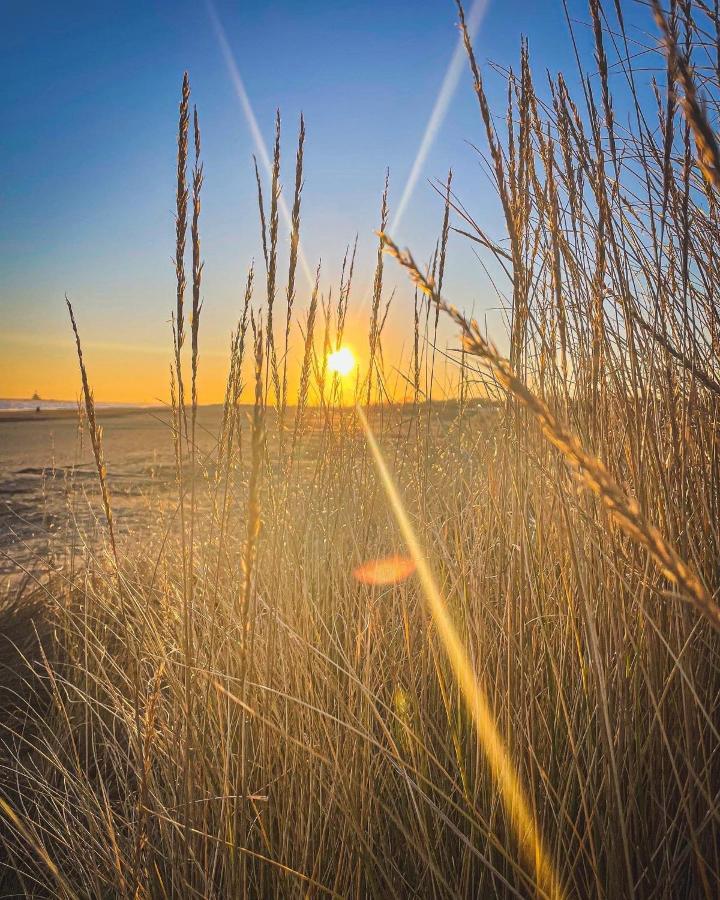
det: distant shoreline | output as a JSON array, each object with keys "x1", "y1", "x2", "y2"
[
  {"x1": 0, "y1": 406, "x2": 163, "y2": 424},
  {"x1": 0, "y1": 399, "x2": 490, "y2": 425}
]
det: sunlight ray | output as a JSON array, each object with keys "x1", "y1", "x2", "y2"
[
  {"x1": 390, "y1": 0, "x2": 489, "y2": 238},
  {"x1": 206, "y1": 0, "x2": 315, "y2": 289},
  {"x1": 356, "y1": 403, "x2": 565, "y2": 900}
]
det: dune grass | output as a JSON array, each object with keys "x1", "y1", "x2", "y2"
[{"x1": 2, "y1": 1, "x2": 720, "y2": 896}]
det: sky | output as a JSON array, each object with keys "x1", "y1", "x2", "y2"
[{"x1": 1, "y1": 0, "x2": 653, "y2": 403}]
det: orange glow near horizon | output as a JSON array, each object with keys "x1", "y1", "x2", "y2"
[{"x1": 1, "y1": 308, "x2": 465, "y2": 406}]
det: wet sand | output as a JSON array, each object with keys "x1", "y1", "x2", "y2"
[
  {"x1": 0, "y1": 400, "x2": 486, "y2": 579},
  {"x1": 0, "y1": 406, "x2": 216, "y2": 577}
]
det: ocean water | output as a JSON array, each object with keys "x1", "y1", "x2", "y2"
[
  {"x1": 0, "y1": 399, "x2": 145, "y2": 412},
  {"x1": 0, "y1": 399, "x2": 80, "y2": 412}
]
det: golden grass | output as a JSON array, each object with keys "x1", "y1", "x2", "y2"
[{"x1": 2, "y1": 2, "x2": 720, "y2": 897}]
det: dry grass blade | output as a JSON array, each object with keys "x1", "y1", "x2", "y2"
[
  {"x1": 380, "y1": 232, "x2": 720, "y2": 632},
  {"x1": 239, "y1": 314, "x2": 265, "y2": 635},
  {"x1": 65, "y1": 297, "x2": 117, "y2": 564},
  {"x1": 366, "y1": 170, "x2": 390, "y2": 406},
  {"x1": 291, "y1": 262, "x2": 321, "y2": 458},
  {"x1": 0, "y1": 797, "x2": 76, "y2": 899},
  {"x1": 190, "y1": 104, "x2": 204, "y2": 419},
  {"x1": 174, "y1": 72, "x2": 190, "y2": 442},
  {"x1": 265, "y1": 111, "x2": 282, "y2": 407},
  {"x1": 652, "y1": 0, "x2": 720, "y2": 188},
  {"x1": 281, "y1": 112, "x2": 305, "y2": 428}
]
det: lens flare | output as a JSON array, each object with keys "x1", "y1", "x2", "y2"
[
  {"x1": 327, "y1": 346, "x2": 356, "y2": 377},
  {"x1": 353, "y1": 554, "x2": 416, "y2": 585}
]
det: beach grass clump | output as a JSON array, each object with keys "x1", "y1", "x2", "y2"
[{"x1": 2, "y1": 2, "x2": 720, "y2": 897}]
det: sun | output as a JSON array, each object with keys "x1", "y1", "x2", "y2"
[{"x1": 327, "y1": 346, "x2": 356, "y2": 377}]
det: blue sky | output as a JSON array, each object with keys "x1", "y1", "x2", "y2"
[{"x1": 1, "y1": 0, "x2": 653, "y2": 401}]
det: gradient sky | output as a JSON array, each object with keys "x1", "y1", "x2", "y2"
[{"x1": 1, "y1": 0, "x2": 652, "y2": 403}]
